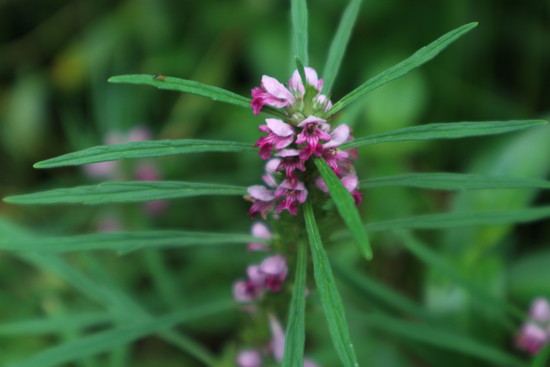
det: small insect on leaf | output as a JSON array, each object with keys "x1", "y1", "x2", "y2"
[{"x1": 153, "y1": 74, "x2": 166, "y2": 81}]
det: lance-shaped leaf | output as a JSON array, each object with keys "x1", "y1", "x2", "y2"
[
  {"x1": 291, "y1": 0, "x2": 309, "y2": 66},
  {"x1": 13, "y1": 301, "x2": 234, "y2": 367},
  {"x1": 340, "y1": 120, "x2": 548, "y2": 150},
  {"x1": 363, "y1": 206, "x2": 550, "y2": 232},
  {"x1": 282, "y1": 243, "x2": 307, "y2": 367},
  {"x1": 0, "y1": 231, "x2": 263, "y2": 253},
  {"x1": 34, "y1": 140, "x2": 255, "y2": 168},
  {"x1": 4, "y1": 181, "x2": 247, "y2": 205},
  {"x1": 109, "y1": 75, "x2": 287, "y2": 119},
  {"x1": 532, "y1": 344, "x2": 550, "y2": 367},
  {"x1": 0, "y1": 313, "x2": 112, "y2": 336},
  {"x1": 360, "y1": 172, "x2": 550, "y2": 191},
  {"x1": 304, "y1": 201, "x2": 360, "y2": 367},
  {"x1": 109, "y1": 74, "x2": 250, "y2": 108},
  {"x1": 315, "y1": 158, "x2": 372, "y2": 260},
  {"x1": 322, "y1": 0, "x2": 363, "y2": 94},
  {"x1": 328, "y1": 22, "x2": 477, "y2": 115}
]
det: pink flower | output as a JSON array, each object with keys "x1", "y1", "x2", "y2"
[
  {"x1": 259, "y1": 255, "x2": 288, "y2": 292},
  {"x1": 530, "y1": 298, "x2": 550, "y2": 323},
  {"x1": 247, "y1": 185, "x2": 277, "y2": 219},
  {"x1": 296, "y1": 116, "x2": 331, "y2": 160},
  {"x1": 274, "y1": 179, "x2": 308, "y2": 215},
  {"x1": 233, "y1": 280, "x2": 262, "y2": 302},
  {"x1": 516, "y1": 323, "x2": 549, "y2": 355},
  {"x1": 236, "y1": 349, "x2": 262, "y2": 367},
  {"x1": 275, "y1": 149, "x2": 306, "y2": 179},
  {"x1": 255, "y1": 119, "x2": 296, "y2": 159},
  {"x1": 248, "y1": 222, "x2": 272, "y2": 251},
  {"x1": 251, "y1": 76, "x2": 296, "y2": 115},
  {"x1": 268, "y1": 314, "x2": 286, "y2": 363},
  {"x1": 289, "y1": 67, "x2": 323, "y2": 95}
]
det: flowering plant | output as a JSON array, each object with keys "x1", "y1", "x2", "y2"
[{"x1": 3, "y1": 1, "x2": 550, "y2": 366}]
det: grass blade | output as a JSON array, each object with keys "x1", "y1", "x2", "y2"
[
  {"x1": 108, "y1": 74, "x2": 250, "y2": 108},
  {"x1": 0, "y1": 313, "x2": 111, "y2": 336},
  {"x1": 291, "y1": 0, "x2": 308, "y2": 65},
  {"x1": 364, "y1": 314, "x2": 523, "y2": 366},
  {"x1": 328, "y1": 22, "x2": 477, "y2": 115},
  {"x1": 340, "y1": 120, "x2": 548, "y2": 150},
  {"x1": 334, "y1": 264, "x2": 434, "y2": 323},
  {"x1": 322, "y1": 0, "x2": 362, "y2": 93},
  {"x1": 34, "y1": 140, "x2": 255, "y2": 168},
  {"x1": 0, "y1": 230, "x2": 263, "y2": 253},
  {"x1": 4, "y1": 181, "x2": 247, "y2": 205},
  {"x1": 304, "y1": 201, "x2": 360, "y2": 367},
  {"x1": 360, "y1": 172, "x2": 550, "y2": 191},
  {"x1": 364, "y1": 206, "x2": 550, "y2": 232},
  {"x1": 12, "y1": 301, "x2": 234, "y2": 367},
  {"x1": 315, "y1": 158, "x2": 372, "y2": 259},
  {"x1": 282, "y1": 243, "x2": 307, "y2": 367}
]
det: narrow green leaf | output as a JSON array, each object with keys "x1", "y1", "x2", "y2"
[
  {"x1": 328, "y1": 22, "x2": 477, "y2": 115},
  {"x1": 340, "y1": 120, "x2": 548, "y2": 150},
  {"x1": 0, "y1": 313, "x2": 111, "y2": 336},
  {"x1": 304, "y1": 201, "x2": 360, "y2": 367},
  {"x1": 4, "y1": 181, "x2": 247, "y2": 205},
  {"x1": 322, "y1": 0, "x2": 363, "y2": 93},
  {"x1": 315, "y1": 158, "x2": 372, "y2": 260},
  {"x1": 395, "y1": 230, "x2": 525, "y2": 320},
  {"x1": 360, "y1": 172, "x2": 550, "y2": 191},
  {"x1": 282, "y1": 243, "x2": 307, "y2": 367},
  {"x1": 364, "y1": 314, "x2": 523, "y2": 366},
  {"x1": 12, "y1": 301, "x2": 234, "y2": 367},
  {"x1": 334, "y1": 264, "x2": 434, "y2": 323},
  {"x1": 0, "y1": 231, "x2": 262, "y2": 253},
  {"x1": 532, "y1": 343, "x2": 550, "y2": 367},
  {"x1": 364, "y1": 206, "x2": 550, "y2": 232},
  {"x1": 291, "y1": 0, "x2": 309, "y2": 65},
  {"x1": 34, "y1": 140, "x2": 255, "y2": 168},
  {"x1": 108, "y1": 74, "x2": 250, "y2": 108}
]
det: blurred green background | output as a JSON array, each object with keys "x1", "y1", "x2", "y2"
[{"x1": 0, "y1": 0, "x2": 549, "y2": 366}]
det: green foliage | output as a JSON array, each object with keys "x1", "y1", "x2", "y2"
[
  {"x1": 322, "y1": 0, "x2": 363, "y2": 94},
  {"x1": 315, "y1": 158, "x2": 372, "y2": 260},
  {"x1": 34, "y1": 140, "x2": 256, "y2": 168},
  {"x1": 304, "y1": 202, "x2": 360, "y2": 367},
  {"x1": 291, "y1": 0, "x2": 309, "y2": 66},
  {"x1": 360, "y1": 172, "x2": 550, "y2": 190},
  {"x1": 5, "y1": 181, "x2": 246, "y2": 205},
  {"x1": 282, "y1": 243, "x2": 307, "y2": 367},
  {"x1": 328, "y1": 22, "x2": 478, "y2": 115},
  {"x1": 341, "y1": 120, "x2": 547, "y2": 149}
]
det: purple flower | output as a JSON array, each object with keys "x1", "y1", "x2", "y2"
[
  {"x1": 268, "y1": 314, "x2": 286, "y2": 363},
  {"x1": 275, "y1": 149, "x2": 306, "y2": 178},
  {"x1": 289, "y1": 67, "x2": 323, "y2": 95},
  {"x1": 516, "y1": 323, "x2": 549, "y2": 355},
  {"x1": 274, "y1": 179, "x2": 308, "y2": 215},
  {"x1": 259, "y1": 255, "x2": 288, "y2": 292},
  {"x1": 247, "y1": 185, "x2": 276, "y2": 219},
  {"x1": 296, "y1": 116, "x2": 331, "y2": 160},
  {"x1": 316, "y1": 173, "x2": 362, "y2": 206},
  {"x1": 233, "y1": 280, "x2": 262, "y2": 302},
  {"x1": 236, "y1": 349, "x2": 262, "y2": 367},
  {"x1": 251, "y1": 76, "x2": 296, "y2": 115},
  {"x1": 255, "y1": 119, "x2": 296, "y2": 159},
  {"x1": 530, "y1": 298, "x2": 550, "y2": 323},
  {"x1": 248, "y1": 222, "x2": 272, "y2": 252}
]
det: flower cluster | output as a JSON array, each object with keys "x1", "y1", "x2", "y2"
[
  {"x1": 247, "y1": 67, "x2": 361, "y2": 218},
  {"x1": 516, "y1": 297, "x2": 550, "y2": 355},
  {"x1": 233, "y1": 222, "x2": 288, "y2": 303}
]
